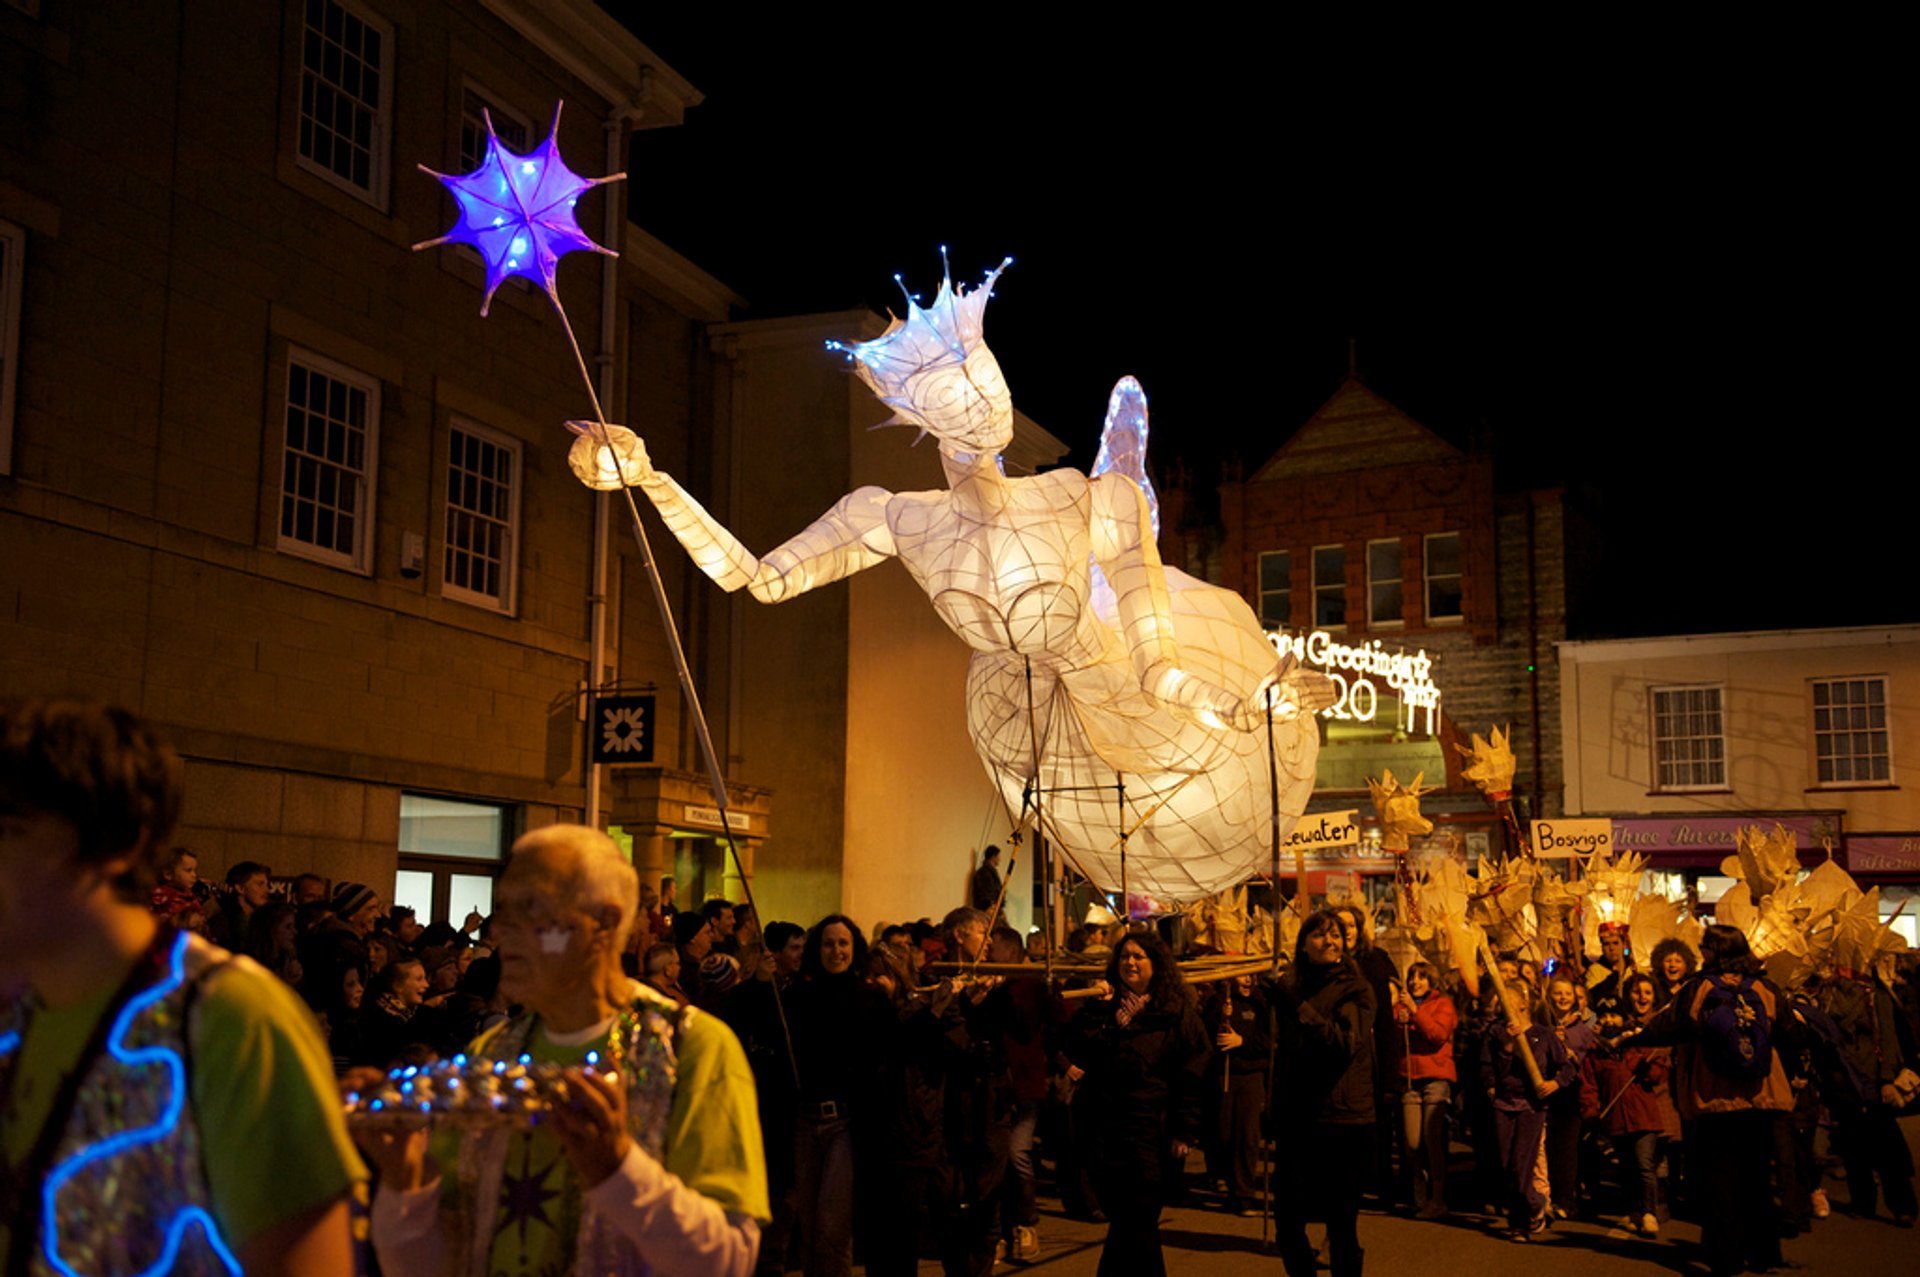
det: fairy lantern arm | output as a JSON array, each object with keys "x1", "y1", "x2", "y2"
[
  {"x1": 567, "y1": 423, "x2": 896, "y2": 603},
  {"x1": 1089, "y1": 472, "x2": 1268, "y2": 729}
]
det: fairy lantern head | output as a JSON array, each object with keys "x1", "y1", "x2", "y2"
[{"x1": 829, "y1": 256, "x2": 1014, "y2": 455}]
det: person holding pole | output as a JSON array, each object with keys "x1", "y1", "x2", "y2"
[
  {"x1": 1268, "y1": 909, "x2": 1377, "y2": 1277},
  {"x1": 1477, "y1": 975, "x2": 1575, "y2": 1241},
  {"x1": 1580, "y1": 972, "x2": 1675, "y2": 1236},
  {"x1": 1061, "y1": 931, "x2": 1210, "y2": 1277},
  {"x1": 1389, "y1": 963, "x2": 1458, "y2": 1219}
]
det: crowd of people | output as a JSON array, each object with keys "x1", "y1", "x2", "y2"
[
  {"x1": 130, "y1": 836, "x2": 1920, "y2": 1277},
  {"x1": 11, "y1": 695, "x2": 1920, "y2": 1277},
  {"x1": 631, "y1": 897, "x2": 1919, "y2": 1277}
]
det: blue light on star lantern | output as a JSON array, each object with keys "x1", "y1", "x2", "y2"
[{"x1": 415, "y1": 101, "x2": 624, "y2": 316}]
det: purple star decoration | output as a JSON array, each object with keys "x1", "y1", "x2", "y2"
[{"x1": 414, "y1": 101, "x2": 623, "y2": 316}]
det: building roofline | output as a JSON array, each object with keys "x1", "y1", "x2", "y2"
[
  {"x1": 1249, "y1": 376, "x2": 1462, "y2": 483},
  {"x1": 621, "y1": 222, "x2": 744, "y2": 321},
  {"x1": 1557, "y1": 623, "x2": 1920, "y2": 663},
  {"x1": 479, "y1": 0, "x2": 702, "y2": 123}
]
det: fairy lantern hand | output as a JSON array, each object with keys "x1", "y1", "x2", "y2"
[{"x1": 565, "y1": 421, "x2": 654, "y2": 491}]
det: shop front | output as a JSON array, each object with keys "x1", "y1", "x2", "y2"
[
  {"x1": 605, "y1": 766, "x2": 772, "y2": 908},
  {"x1": 1840, "y1": 833, "x2": 1920, "y2": 948},
  {"x1": 1597, "y1": 811, "x2": 1843, "y2": 915}
]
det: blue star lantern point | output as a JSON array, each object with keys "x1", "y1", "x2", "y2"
[{"x1": 414, "y1": 101, "x2": 623, "y2": 316}]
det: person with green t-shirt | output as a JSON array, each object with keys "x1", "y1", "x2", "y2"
[
  {"x1": 365, "y1": 824, "x2": 770, "y2": 1277},
  {"x1": 0, "y1": 698, "x2": 366, "y2": 1277}
]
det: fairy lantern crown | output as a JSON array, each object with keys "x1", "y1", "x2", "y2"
[{"x1": 830, "y1": 256, "x2": 1015, "y2": 454}]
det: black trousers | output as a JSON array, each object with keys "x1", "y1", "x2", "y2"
[
  {"x1": 1276, "y1": 1121, "x2": 1369, "y2": 1277},
  {"x1": 1693, "y1": 1112, "x2": 1784, "y2": 1277},
  {"x1": 1094, "y1": 1147, "x2": 1171, "y2": 1277},
  {"x1": 1836, "y1": 1104, "x2": 1919, "y2": 1219}
]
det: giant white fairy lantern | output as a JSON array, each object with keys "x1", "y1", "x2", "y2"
[{"x1": 567, "y1": 260, "x2": 1327, "y2": 900}]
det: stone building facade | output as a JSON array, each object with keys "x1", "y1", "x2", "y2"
[
  {"x1": 1218, "y1": 375, "x2": 1565, "y2": 898},
  {"x1": 0, "y1": 0, "x2": 1059, "y2": 930},
  {"x1": 0, "y1": 0, "x2": 756, "y2": 920}
]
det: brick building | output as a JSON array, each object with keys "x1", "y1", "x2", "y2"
[{"x1": 1218, "y1": 373, "x2": 1565, "y2": 899}]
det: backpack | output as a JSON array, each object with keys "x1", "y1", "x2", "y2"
[{"x1": 1697, "y1": 974, "x2": 1773, "y2": 1080}]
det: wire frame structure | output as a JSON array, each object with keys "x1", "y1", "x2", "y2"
[{"x1": 568, "y1": 262, "x2": 1324, "y2": 901}]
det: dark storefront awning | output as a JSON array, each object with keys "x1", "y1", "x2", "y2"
[
  {"x1": 1597, "y1": 812, "x2": 1842, "y2": 872},
  {"x1": 1842, "y1": 834, "x2": 1920, "y2": 883}
]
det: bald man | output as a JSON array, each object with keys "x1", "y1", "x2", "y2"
[{"x1": 366, "y1": 825, "x2": 769, "y2": 1276}]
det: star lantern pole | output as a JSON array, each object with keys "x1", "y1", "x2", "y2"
[{"x1": 413, "y1": 109, "x2": 782, "y2": 1050}]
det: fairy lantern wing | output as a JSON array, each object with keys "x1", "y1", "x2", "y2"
[{"x1": 1091, "y1": 376, "x2": 1160, "y2": 539}]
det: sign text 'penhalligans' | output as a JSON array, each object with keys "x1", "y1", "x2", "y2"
[{"x1": 1266, "y1": 628, "x2": 1442, "y2": 735}]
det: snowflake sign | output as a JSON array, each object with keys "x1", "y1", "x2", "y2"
[{"x1": 414, "y1": 101, "x2": 623, "y2": 315}]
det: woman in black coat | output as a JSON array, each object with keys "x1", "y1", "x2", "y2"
[
  {"x1": 1269, "y1": 907, "x2": 1378, "y2": 1277},
  {"x1": 1063, "y1": 929, "x2": 1211, "y2": 1277}
]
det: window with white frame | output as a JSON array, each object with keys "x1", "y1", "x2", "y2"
[
  {"x1": 1812, "y1": 676, "x2": 1891, "y2": 785},
  {"x1": 0, "y1": 219, "x2": 22, "y2": 476},
  {"x1": 279, "y1": 351, "x2": 378, "y2": 571},
  {"x1": 296, "y1": 0, "x2": 392, "y2": 204},
  {"x1": 1367, "y1": 538, "x2": 1403, "y2": 628},
  {"x1": 1425, "y1": 531, "x2": 1463, "y2": 622},
  {"x1": 442, "y1": 420, "x2": 520, "y2": 612},
  {"x1": 1313, "y1": 545, "x2": 1346, "y2": 629},
  {"x1": 1651, "y1": 684, "x2": 1727, "y2": 790},
  {"x1": 459, "y1": 84, "x2": 530, "y2": 172},
  {"x1": 1257, "y1": 550, "x2": 1291, "y2": 629}
]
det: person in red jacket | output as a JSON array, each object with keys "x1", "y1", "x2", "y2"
[
  {"x1": 1389, "y1": 962, "x2": 1458, "y2": 1218},
  {"x1": 1581, "y1": 973, "x2": 1677, "y2": 1236}
]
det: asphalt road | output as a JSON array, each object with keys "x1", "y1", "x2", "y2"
[{"x1": 902, "y1": 1118, "x2": 1920, "y2": 1275}]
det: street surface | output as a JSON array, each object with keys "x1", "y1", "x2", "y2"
[{"x1": 903, "y1": 1118, "x2": 1920, "y2": 1275}]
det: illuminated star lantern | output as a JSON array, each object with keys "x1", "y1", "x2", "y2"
[{"x1": 414, "y1": 102, "x2": 623, "y2": 315}]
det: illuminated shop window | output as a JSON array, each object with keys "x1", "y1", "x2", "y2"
[
  {"x1": 1313, "y1": 545, "x2": 1346, "y2": 629},
  {"x1": 397, "y1": 794, "x2": 508, "y2": 926},
  {"x1": 1812, "y1": 676, "x2": 1891, "y2": 785},
  {"x1": 1314, "y1": 689, "x2": 1445, "y2": 792},
  {"x1": 296, "y1": 0, "x2": 392, "y2": 205},
  {"x1": 1651, "y1": 685, "x2": 1727, "y2": 791},
  {"x1": 279, "y1": 351, "x2": 378, "y2": 572},
  {"x1": 1258, "y1": 550, "x2": 1291, "y2": 629},
  {"x1": 442, "y1": 420, "x2": 520, "y2": 613},
  {"x1": 1425, "y1": 532, "x2": 1463, "y2": 623},
  {"x1": 1367, "y1": 539, "x2": 1403, "y2": 629}
]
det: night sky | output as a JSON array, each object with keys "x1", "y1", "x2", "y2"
[{"x1": 608, "y1": 12, "x2": 1900, "y2": 639}]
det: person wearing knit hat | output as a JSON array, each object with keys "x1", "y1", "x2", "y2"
[
  {"x1": 331, "y1": 882, "x2": 381, "y2": 935},
  {"x1": 698, "y1": 952, "x2": 742, "y2": 1005}
]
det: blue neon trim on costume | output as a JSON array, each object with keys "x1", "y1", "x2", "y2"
[
  {"x1": 0, "y1": 1029, "x2": 20, "y2": 1055},
  {"x1": 41, "y1": 930, "x2": 242, "y2": 1277}
]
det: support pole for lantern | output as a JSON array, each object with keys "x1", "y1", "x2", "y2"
[
  {"x1": 546, "y1": 299, "x2": 799, "y2": 1091},
  {"x1": 414, "y1": 103, "x2": 796, "y2": 1079},
  {"x1": 1476, "y1": 929, "x2": 1547, "y2": 1096},
  {"x1": 1264, "y1": 685, "x2": 1289, "y2": 973},
  {"x1": 1116, "y1": 772, "x2": 1129, "y2": 929}
]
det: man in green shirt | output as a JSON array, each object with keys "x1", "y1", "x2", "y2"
[
  {"x1": 366, "y1": 824, "x2": 770, "y2": 1277},
  {"x1": 0, "y1": 697, "x2": 365, "y2": 1276}
]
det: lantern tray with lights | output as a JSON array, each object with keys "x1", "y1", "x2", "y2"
[{"x1": 344, "y1": 1051, "x2": 609, "y2": 1131}]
